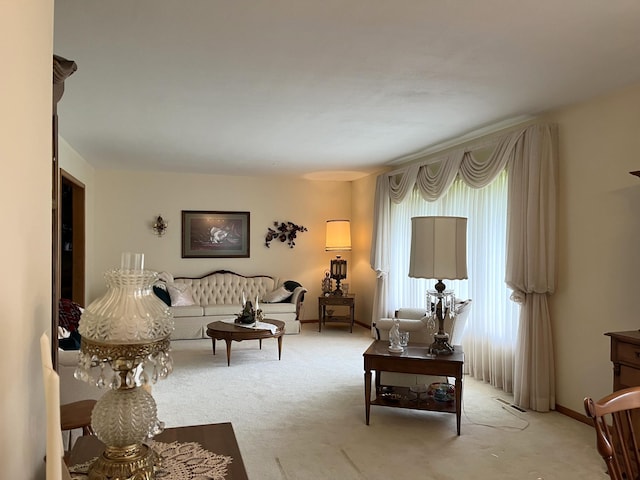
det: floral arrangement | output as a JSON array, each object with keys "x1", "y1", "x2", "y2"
[{"x1": 265, "y1": 221, "x2": 308, "y2": 248}]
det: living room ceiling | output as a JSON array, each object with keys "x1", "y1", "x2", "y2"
[{"x1": 54, "y1": 1, "x2": 640, "y2": 181}]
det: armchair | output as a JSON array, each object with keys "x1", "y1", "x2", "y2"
[{"x1": 372, "y1": 299, "x2": 471, "y2": 387}]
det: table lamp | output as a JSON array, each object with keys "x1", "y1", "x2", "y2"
[
  {"x1": 76, "y1": 252, "x2": 174, "y2": 479},
  {"x1": 409, "y1": 216, "x2": 467, "y2": 354},
  {"x1": 325, "y1": 220, "x2": 351, "y2": 296}
]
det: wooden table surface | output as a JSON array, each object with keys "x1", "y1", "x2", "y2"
[{"x1": 67, "y1": 422, "x2": 248, "y2": 479}]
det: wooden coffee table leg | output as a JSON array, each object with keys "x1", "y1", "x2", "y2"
[
  {"x1": 211, "y1": 338, "x2": 216, "y2": 356},
  {"x1": 225, "y1": 339, "x2": 232, "y2": 366},
  {"x1": 364, "y1": 369, "x2": 372, "y2": 425},
  {"x1": 277, "y1": 335, "x2": 283, "y2": 360}
]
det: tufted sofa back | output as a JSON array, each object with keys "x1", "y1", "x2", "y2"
[{"x1": 173, "y1": 270, "x2": 278, "y2": 306}]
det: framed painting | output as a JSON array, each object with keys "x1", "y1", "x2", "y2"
[{"x1": 182, "y1": 210, "x2": 250, "y2": 258}]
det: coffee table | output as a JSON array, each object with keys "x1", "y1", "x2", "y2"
[
  {"x1": 206, "y1": 319, "x2": 285, "y2": 366},
  {"x1": 363, "y1": 340, "x2": 464, "y2": 435}
]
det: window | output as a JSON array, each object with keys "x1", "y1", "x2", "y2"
[{"x1": 388, "y1": 170, "x2": 518, "y2": 391}]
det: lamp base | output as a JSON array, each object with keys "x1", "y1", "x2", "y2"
[
  {"x1": 429, "y1": 333, "x2": 454, "y2": 355},
  {"x1": 88, "y1": 443, "x2": 160, "y2": 480},
  {"x1": 331, "y1": 277, "x2": 344, "y2": 296}
]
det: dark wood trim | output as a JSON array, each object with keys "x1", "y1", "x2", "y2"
[
  {"x1": 555, "y1": 403, "x2": 594, "y2": 427},
  {"x1": 173, "y1": 269, "x2": 273, "y2": 281},
  {"x1": 60, "y1": 169, "x2": 85, "y2": 306},
  {"x1": 52, "y1": 55, "x2": 77, "y2": 371},
  {"x1": 52, "y1": 112, "x2": 60, "y2": 369}
]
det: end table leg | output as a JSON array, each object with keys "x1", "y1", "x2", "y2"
[
  {"x1": 211, "y1": 338, "x2": 216, "y2": 356},
  {"x1": 277, "y1": 335, "x2": 283, "y2": 360},
  {"x1": 350, "y1": 305, "x2": 354, "y2": 333},
  {"x1": 455, "y1": 375, "x2": 462, "y2": 435},
  {"x1": 364, "y1": 369, "x2": 372, "y2": 425},
  {"x1": 225, "y1": 339, "x2": 232, "y2": 366}
]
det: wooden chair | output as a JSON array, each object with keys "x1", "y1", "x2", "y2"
[
  {"x1": 60, "y1": 399, "x2": 96, "y2": 452},
  {"x1": 584, "y1": 386, "x2": 640, "y2": 479}
]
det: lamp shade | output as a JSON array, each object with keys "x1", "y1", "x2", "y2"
[
  {"x1": 325, "y1": 220, "x2": 351, "y2": 252},
  {"x1": 409, "y1": 216, "x2": 468, "y2": 280}
]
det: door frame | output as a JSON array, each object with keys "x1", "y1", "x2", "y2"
[{"x1": 60, "y1": 169, "x2": 86, "y2": 306}]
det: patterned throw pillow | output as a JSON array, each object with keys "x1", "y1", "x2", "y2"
[
  {"x1": 261, "y1": 285, "x2": 292, "y2": 303},
  {"x1": 166, "y1": 283, "x2": 196, "y2": 306}
]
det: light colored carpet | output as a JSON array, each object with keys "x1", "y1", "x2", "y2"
[{"x1": 153, "y1": 324, "x2": 608, "y2": 479}]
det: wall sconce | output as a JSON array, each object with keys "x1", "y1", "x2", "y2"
[
  {"x1": 152, "y1": 215, "x2": 168, "y2": 236},
  {"x1": 325, "y1": 220, "x2": 351, "y2": 296}
]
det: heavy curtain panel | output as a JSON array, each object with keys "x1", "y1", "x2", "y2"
[{"x1": 370, "y1": 123, "x2": 558, "y2": 411}]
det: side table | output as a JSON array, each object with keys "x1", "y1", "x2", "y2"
[
  {"x1": 318, "y1": 295, "x2": 355, "y2": 332},
  {"x1": 363, "y1": 340, "x2": 464, "y2": 435},
  {"x1": 67, "y1": 422, "x2": 248, "y2": 479}
]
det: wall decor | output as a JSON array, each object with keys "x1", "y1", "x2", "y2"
[
  {"x1": 182, "y1": 210, "x2": 250, "y2": 258},
  {"x1": 152, "y1": 214, "x2": 168, "y2": 236},
  {"x1": 265, "y1": 221, "x2": 308, "y2": 248}
]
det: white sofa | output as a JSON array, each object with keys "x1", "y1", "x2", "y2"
[
  {"x1": 159, "y1": 270, "x2": 307, "y2": 339},
  {"x1": 372, "y1": 299, "x2": 472, "y2": 387}
]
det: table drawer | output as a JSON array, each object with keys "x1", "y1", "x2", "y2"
[
  {"x1": 620, "y1": 364, "x2": 640, "y2": 388},
  {"x1": 320, "y1": 297, "x2": 353, "y2": 306},
  {"x1": 617, "y1": 341, "x2": 640, "y2": 368}
]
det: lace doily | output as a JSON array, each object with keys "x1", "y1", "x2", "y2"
[{"x1": 69, "y1": 440, "x2": 233, "y2": 480}]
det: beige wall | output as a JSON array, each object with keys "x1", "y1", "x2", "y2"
[
  {"x1": 0, "y1": 0, "x2": 53, "y2": 478},
  {"x1": 88, "y1": 170, "x2": 355, "y2": 321},
  {"x1": 547, "y1": 82, "x2": 640, "y2": 414}
]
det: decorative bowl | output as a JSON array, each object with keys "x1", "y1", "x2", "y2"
[{"x1": 428, "y1": 382, "x2": 455, "y2": 403}]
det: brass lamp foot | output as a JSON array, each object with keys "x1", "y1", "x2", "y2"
[
  {"x1": 430, "y1": 333, "x2": 454, "y2": 355},
  {"x1": 88, "y1": 443, "x2": 159, "y2": 480}
]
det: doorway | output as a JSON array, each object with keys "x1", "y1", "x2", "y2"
[{"x1": 60, "y1": 170, "x2": 85, "y2": 305}]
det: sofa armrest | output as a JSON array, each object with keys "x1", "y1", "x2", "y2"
[{"x1": 289, "y1": 286, "x2": 307, "y2": 319}]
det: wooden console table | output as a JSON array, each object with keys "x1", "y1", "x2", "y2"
[
  {"x1": 318, "y1": 295, "x2": 355, "y2": 332},
  {"x1": 67, "y1": 422, "x2": 248, "y2": 479},
  {"x1": 363, "y1": 340, "x2": 464, "y2": 435},
  {"x1": 606, "y1": 330, "x2": 640, "y2": 391}
]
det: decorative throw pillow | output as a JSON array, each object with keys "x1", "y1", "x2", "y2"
[
  {"x1": 261, "y1": 285, "x2": 292, "y2": 303},
  {"x1": 284, "y1": 280, "x2": 302, "y2": 291},
  {"x1": 166, "y1": 283, "x2": 196, "y2": 307},
  {"x1": 153, "y1": 285, "x2": 172, "y2": 306}
]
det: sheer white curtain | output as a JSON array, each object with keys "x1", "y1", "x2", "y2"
[{"x1": 389, "y1": 171, "x2": 519, "y2": 392}]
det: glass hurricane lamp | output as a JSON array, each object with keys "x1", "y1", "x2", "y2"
[{"x1": 75, "y1": 252, "x2": 174, "y2": 479}]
